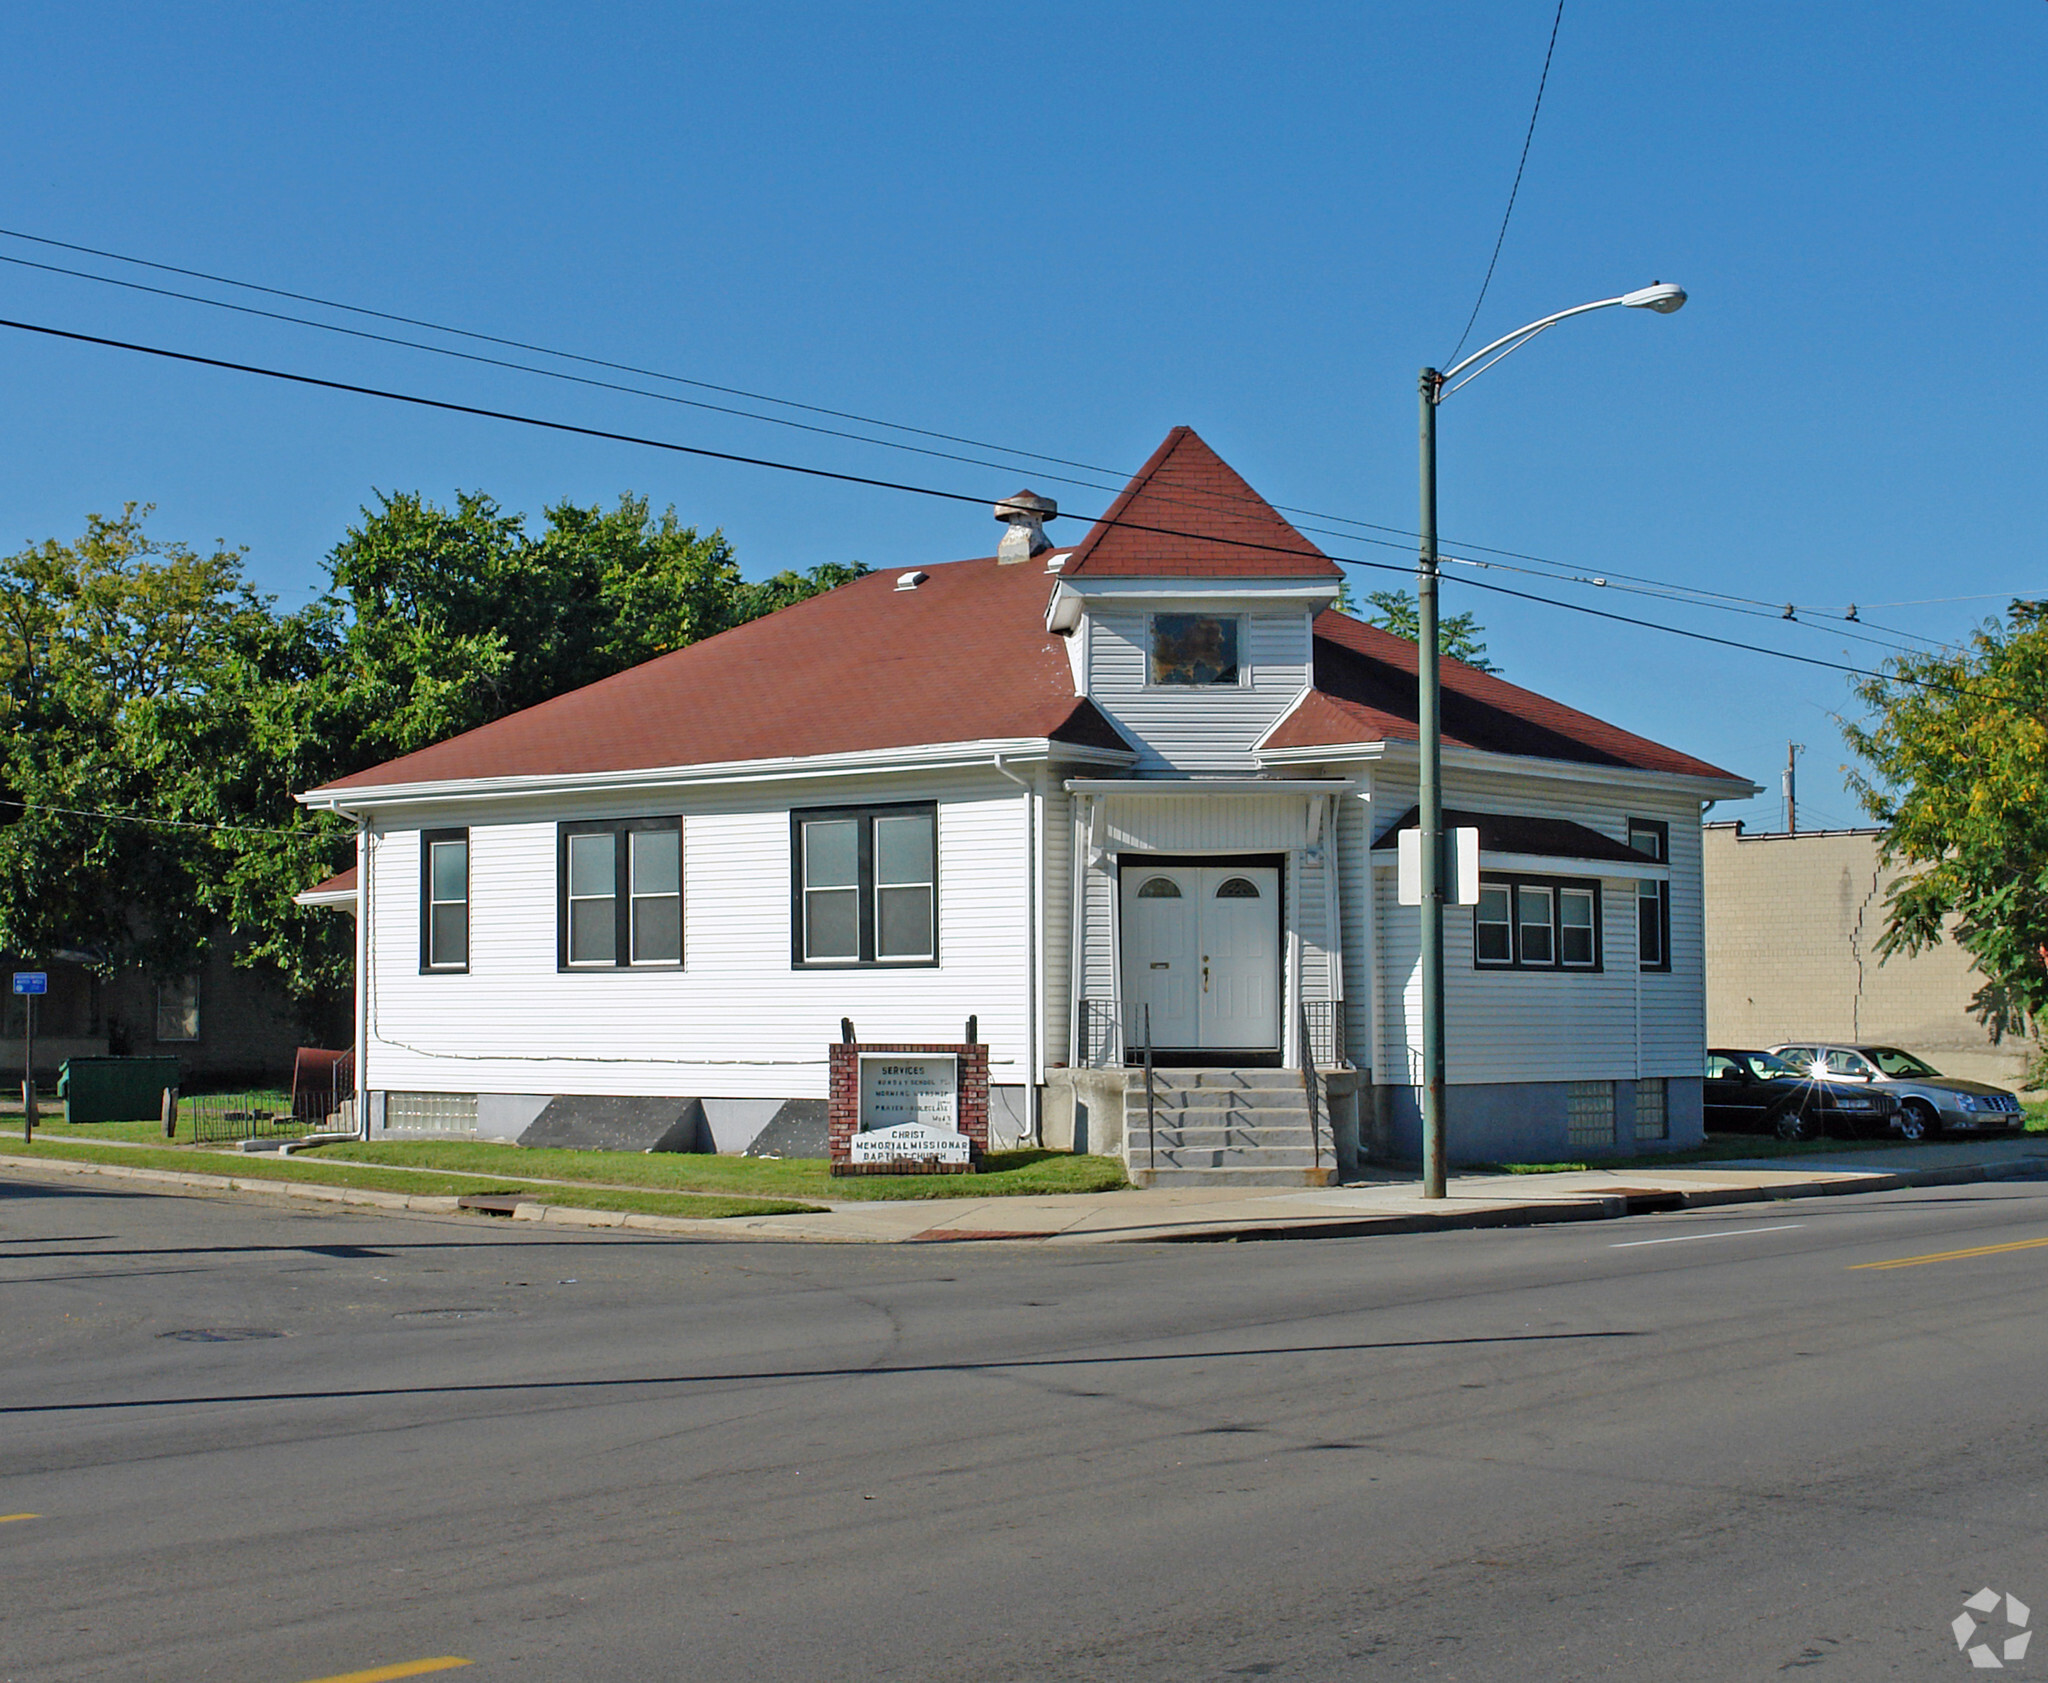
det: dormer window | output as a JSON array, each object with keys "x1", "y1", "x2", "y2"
[{"x1": 1149, "y1": 613, "x2": 1242, "y2": 686}]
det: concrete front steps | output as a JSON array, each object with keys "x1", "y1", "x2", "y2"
[{"x1": 1122, "y1": 1068, "x2": 1337, "y2": 1188}]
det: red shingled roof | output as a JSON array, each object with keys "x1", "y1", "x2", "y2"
[
  {"x1": 306, "y1": 429, "x2": 1738, "y2": 798},
  {"x1": 1263, "y1": 611, "x2": 1743, "y2": 780},
  {"x1": 1060, "y1": 426, "x2": 1341, "y2": 580},
  {"x1": 312, "y1": 555, "x2": 1130, "y2": 792}
]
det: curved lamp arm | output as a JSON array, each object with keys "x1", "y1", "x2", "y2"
[{"x1": 1436, "y1": 282, "x2": 1686, "y2": 401}]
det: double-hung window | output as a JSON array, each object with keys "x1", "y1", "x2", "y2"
[
  {"x1": 558, "y1": 818, "x2": 683, "y2": 969},
  {"x1": 1473, "y1": 875, "x2": 1601, "y2": 972},
  {"x1": 421, "y1": 829, "x2": 470, "y2": 972},
  {"x1": 792, "y1": 803, "x2": 937, "y2": 966},
  {"x1": 1629, "y1": 818, "x2": 1671, "y2": 972}
]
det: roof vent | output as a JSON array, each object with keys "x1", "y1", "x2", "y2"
[
  {"x1": 894, "y1": 570, "x2": 929, "y2": 592},
  {"x1": 994, "y1": 490, "x2": 1057, "y2": 563}
]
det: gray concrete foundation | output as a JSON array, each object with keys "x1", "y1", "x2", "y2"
[{"x1": 1371, "y1": 1076, "x2": 1706, "y2": 1166}]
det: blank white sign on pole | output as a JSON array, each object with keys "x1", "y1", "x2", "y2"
[{"x1": 1397, "y1": 827, "x2": 1482, "y2": 907}]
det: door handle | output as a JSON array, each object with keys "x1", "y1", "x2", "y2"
[{"x1": 1202, "y1": 958, "x2": 1210, "y2": 993}]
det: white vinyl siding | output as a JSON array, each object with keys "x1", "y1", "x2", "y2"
[
  {"x1": 1083, "y1": 606, "x2": 1311, "y2": 771},
  {"x1": 1369, "y1": 765, "x2": 1705, "y2": 1086},
  {"x1": 1067, "y1": 787, "x2": 1343, "y2": 1061},
  {"x1": 358, "y1": 770, "x2": 1029, "y2": 1103}
]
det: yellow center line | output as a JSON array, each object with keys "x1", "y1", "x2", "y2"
[
  {"x1": 0, "y1": 1512, "x2": 43, "y2": 1523},
  {"x1": 1852, "y1": 1235, "x2": 2048, "y2": 1271},
  {"x1": 296, "y1": 1661, "x2": 471, "y2": 1683}
]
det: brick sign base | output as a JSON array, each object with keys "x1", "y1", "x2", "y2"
[{"x1": 829, "y1": 1041, "x2": 989, "y2": 1176}]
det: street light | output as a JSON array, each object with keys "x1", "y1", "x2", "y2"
[{"x1": 1414, "y1": 282, "x2": 1687, "y2": 1199}]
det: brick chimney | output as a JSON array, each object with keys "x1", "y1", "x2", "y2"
[{"x1": 994, "y1": 490, "x2": 1057, "y2": 562}]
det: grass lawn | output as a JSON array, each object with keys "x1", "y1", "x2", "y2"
[
  {"x1": 0, "y1": 1137, "x2": 823, "y2": 1219},
  {"x1": 305, "y1": 1140, "x2": 1129, "y2": 1200},
  {"x1": 3, "y1": 1088, "x2": 299, "y2": 1146}
]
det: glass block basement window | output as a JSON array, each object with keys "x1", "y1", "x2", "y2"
[
  {"x1": 1566, "y1": 1081, "x2": 1615, "y2": 1149},
  {"x1": 384, "y1": 1092, "x2": 479, "y2": 1136},
  {"x1": 1634, "y1": 1078, "x2": 1669, "y2": 1142}
]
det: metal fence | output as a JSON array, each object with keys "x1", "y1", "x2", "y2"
[{"x1": 182, "y1": 1049, "x2": 356, "y2": 1145}]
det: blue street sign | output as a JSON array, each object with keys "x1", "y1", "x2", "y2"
[{"x1": 12, "y1": 972, "x2": 47, "y2": 995}]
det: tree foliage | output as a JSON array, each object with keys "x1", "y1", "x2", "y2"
[
  {"x1": 0, "y1": 494, "x2": 863, "y2": 1009},
  {"x1": 1360, "y1": 588, "x2": 1501, "y2": 673},
  {"x1": 1842, "y1": 601, "x2": 2048, "y2": 1048}
]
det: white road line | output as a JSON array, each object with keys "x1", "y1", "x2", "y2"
[{"x1": 1609, "y1": 1223, "x2": 1805, "y2": 1249}]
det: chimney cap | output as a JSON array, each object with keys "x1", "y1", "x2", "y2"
[{"x1": 994, "y1": 490, "x2": 1058, "y2": 524}]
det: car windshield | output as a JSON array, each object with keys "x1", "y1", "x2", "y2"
[
  {"x1": 1861, "y1": 1046, "x2": 1941, "y2": 1078},
  {"x1": 1744, "y1": 1052, "x2": 1802, "y2": 1080}
]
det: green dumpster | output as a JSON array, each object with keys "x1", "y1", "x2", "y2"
[{"x1": 58, "y1": 1057, "x2": 183, "y2": 1124}]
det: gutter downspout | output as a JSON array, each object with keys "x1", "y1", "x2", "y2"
[
  {"x1": 352, "y1": 811, "x2": 370, "y2": 1141},
  {"x1": 993, "y1": 754, "x2": 1040, "y2": 1147}
]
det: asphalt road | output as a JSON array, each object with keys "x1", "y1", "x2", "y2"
[{"x1": 3, "y1": 1171, "x2": 2046, "y2": 1682}]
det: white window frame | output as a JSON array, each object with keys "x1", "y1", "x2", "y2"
[
  {"x1": 1474, "y1": 873, "x2": 1604, "y2": 972},
  {"x1": 421, "y1": 829, "x2": 470, "y2": 973}
]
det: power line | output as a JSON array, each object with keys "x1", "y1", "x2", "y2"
[
  {"x1": 0, "y1": 311, "x2": 2007, "y2": 706},
  {"x1": 0, "y1": 226, "x2": 1967, "y2": 646},
  {"x1": 1444, "y1": 0, "x2": 1566, "y2": 367},
  {"x1": 0, "y1": 796, "x2": 333, "y2": 838}
]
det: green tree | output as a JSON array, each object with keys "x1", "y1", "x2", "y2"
[
  {"x1": 1843, "y1": 601, "x2": 2048, "y2": 1058},
  {"x1": 0, "y1": 495, "x2": 865, "y2": 1005},
  {"x1": 326, "y1": 490, "x2": 863, "y2": 759},
  {"x1": 1361, "y1": 587, "x2": 1501, "y2": 673},
  {"x1": 0, "y1": 506, "x2": 346, "y2": 989}
]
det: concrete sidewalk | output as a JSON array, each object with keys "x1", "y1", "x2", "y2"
[{"x1": 5, "y1": 1135, "x2": 2045, "y2": 1244}]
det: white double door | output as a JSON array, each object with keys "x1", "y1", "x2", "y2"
[{"x1": 1120, "y1": 862, "x2": 1281, "y2": 1052}]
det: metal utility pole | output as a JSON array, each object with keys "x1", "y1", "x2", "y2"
[
  {"x1": 1784, "y1": 743, "x2": 1804, "y2": 835},
  {"x1": 1417, "y1": 370, "x2": 1448, "y2": 1201},
  {"x1": 1409, "y1": 282, "x2": 1687, "y2": 1201},
  {"x1": 20, "y1": 990, "x2": 34, "y2": 1140}
]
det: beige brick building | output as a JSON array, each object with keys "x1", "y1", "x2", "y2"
[{"x1": 1702, "y1": 822, "x2": 2032, "y2": 1089}]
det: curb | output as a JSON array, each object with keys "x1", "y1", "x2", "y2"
[
  {"x1": 0, "y1": 1152, "x2": 465, "y2": 1215},
  {"x1": 3, "y1": 1148, "x2": 2041, "y2": 1246},
  {"x1": 1137, "y1": 1157, "x2": 2048, "y2": 1244}
]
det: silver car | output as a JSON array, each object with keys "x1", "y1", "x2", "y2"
[{"x1": 1768, "y1": 1043, "x2": 2026, "y2": 1141}]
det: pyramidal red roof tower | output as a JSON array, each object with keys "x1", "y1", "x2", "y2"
[{"x1": 1060, "y1": 426, "x2": 1342, "y2": 580}]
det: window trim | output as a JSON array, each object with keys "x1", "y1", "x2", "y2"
[
  {"x1": 420, "y1": 828, "x2": 471, "y2": 974},
  {"x1": 556, "y1": 817, "x2": 684, "y2": 972},
  {"x1": 1471, "y1": 871, "x2": 1604, "y2": 972},
  {"x1": 1144, "y1": 611, "x2": 1249, "y2": 689},
  {"x1": 790, "y1": 802, "x2": 940, "y2": 969},
  {"x1": 1628, "y1": 817, "x2": 1672, "y2": 973}
]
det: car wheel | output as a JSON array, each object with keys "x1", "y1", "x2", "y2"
[
  {"x1": 1897, "y1": 1101, "x2": 1939, "y2": 1143},
  {"x1": 1773, "y1": 1101, "x2": 1823, "y2": 1143}
]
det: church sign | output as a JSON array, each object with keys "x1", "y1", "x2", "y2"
[{"x1": 828, "y1": 1038, "x2": 989, "y2": 1175}]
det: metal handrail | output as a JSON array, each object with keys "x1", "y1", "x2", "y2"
[
  {"x1": 1300, "y1": 994, "x2": 1323, "y2": 1175},
  {"x1": 1143, "y1": 1003, "x2": 1156, "y2": 1179}
]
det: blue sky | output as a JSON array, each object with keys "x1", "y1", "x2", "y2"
[{"x1": 2, "y1": 1, "x2": 2043, "y2": 828}]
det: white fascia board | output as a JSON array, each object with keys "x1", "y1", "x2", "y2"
[
  {"x1": 298, "y1": 737, "x2": 1137, "y2": 814},
  {"x1": 1064, "y1": 776, "x2": 1354, "y2": 795},
  {"x1": 1259, "y1": 737, "x2": 1759, "y2": 801},
  {"x1": 293, "y1": 887, "x2": 360, "y2": 909},
  {"x1": 1057, "y1": 577, "x2": 1339, "y2": 603},
  {"x1": 1369, "y1": 849, "x2": 1669, "y2": 881}
]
